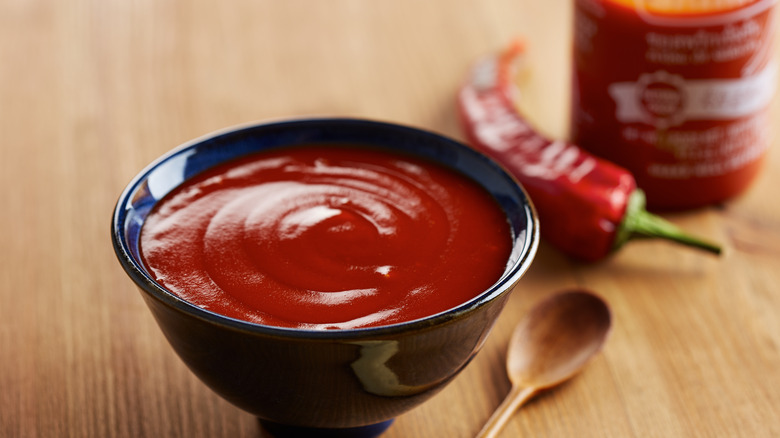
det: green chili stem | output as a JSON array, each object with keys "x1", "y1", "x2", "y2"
[{"x1": 615, "y1": 190, "x2": 722, "y2": 255}]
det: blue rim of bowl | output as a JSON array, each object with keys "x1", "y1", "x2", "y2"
[{"x1": 111, "y1": 117, "x2": 539, "y2": 340}]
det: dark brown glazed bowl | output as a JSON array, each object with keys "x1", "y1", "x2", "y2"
[{"x1": 111, "y1": 118, "x2": 539, "y2": 437}]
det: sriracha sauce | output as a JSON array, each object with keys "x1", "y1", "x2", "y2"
[{"x1": 140, "y1": 145, "x2": 512, "y2": 330}]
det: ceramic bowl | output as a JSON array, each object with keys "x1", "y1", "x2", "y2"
[{"x1": 111, "y1": 118, "x2": 539, "y2": 437}]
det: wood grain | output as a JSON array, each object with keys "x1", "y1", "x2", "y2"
[{"x1": 2, "y1": 0, "x2": 779, "y2": 437}]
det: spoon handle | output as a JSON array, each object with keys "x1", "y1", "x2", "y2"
[{"x1": 475, "y1": 385, "x2": 536, "y2": 438}]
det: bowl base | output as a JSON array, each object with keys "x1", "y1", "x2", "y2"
[{"x1": 260, "y1": 418, "x2": 395, "y2": 438}]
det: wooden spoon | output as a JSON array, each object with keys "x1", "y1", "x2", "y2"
[{"x1": 476, "y1": 290, "x2": 612, "y2": 438}]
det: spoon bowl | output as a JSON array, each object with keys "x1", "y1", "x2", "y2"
[{"x1": 477, "y1": 290, "x2": 612, "y2": 438}]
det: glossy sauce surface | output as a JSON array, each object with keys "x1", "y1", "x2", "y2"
[{"x1": 140, "y1": 146, "x2": 512, "y2": 329}]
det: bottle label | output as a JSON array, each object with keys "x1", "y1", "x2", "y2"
[{"x1": 609, "y1": 63, "x2": 777, "y2": 128}]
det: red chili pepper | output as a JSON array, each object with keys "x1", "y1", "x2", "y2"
[{"x1": 457, "y1": 41, "x2": 721, "y2": 262}]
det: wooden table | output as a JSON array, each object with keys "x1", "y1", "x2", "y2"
[{"x1": 2, "y1": 1, "x2": 779, "y2": 436}]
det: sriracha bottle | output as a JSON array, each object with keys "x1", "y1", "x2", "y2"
[{"x1": 571, "y1": 0, "x2": 777, "y2": 209}]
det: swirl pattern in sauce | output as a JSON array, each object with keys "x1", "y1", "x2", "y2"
[{"x1": 140, "y1": 146, "x2": 511, "y2": 329}]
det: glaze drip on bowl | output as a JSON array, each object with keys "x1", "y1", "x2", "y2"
[{"x1": 140, "y1": 145, "x2": 512, "y2": 329}]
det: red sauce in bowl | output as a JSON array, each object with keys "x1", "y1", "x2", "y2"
[{"x1": 139, "y1": 145, "x2": 512, "y2": 330}]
